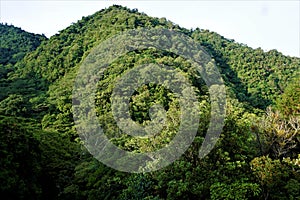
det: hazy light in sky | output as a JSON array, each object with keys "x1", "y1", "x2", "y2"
[{"x1": 0, "y1": 1, "x2": 299, "y2": 57}]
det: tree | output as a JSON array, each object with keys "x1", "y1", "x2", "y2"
[
  {"x1": 0, "y1": 116, "x2": 42, "y2": 199},
  {"x1": 276, "y1": 76, "x2": 300, "y2": 117},
  {"x1": 254, "y1": 108, "x2": 299, "y2": 159}
]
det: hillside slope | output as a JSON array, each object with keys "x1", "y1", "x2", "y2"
[
  {"x1": 5, "y1": 5, "x2": 298, "y2": 116},
  {"x1": 0, "y1": 23, "x2": 46, "y2": 65},
  {"x1": 0, "y1": 24, "x2": 47, "y2": 102}
]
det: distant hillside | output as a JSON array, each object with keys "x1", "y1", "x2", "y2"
[
  {"x1": 0, "y1": 23, "x2": 47, "y2": 65},
  {"x1": 0, "y1": 23, "x2": 47, "y2": 104},
  {"x1": 192, "y1": 30, "x2": 300, "y2": 107}
]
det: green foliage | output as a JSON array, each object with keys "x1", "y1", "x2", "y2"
[
  {"x1": 0, "y1": 116, "x2": 42, "y2": 199},
  {"x1": 0, "y1": 94, "x2": 28, "y2": 116},
  {"x1": 284, "y1": 179, "x2": 300, "y2": 200},
  {"x1": 62, "y1": 158, "x2": 128, "y2": 200},
  {"x1": 0, "y1": 24, "x2": 46, "y2": 113},
  {"x1": 119, "y1": 174, "x2": 159, "y2": 200},
  {"x1": 251, "y1": 155, "x2": 300, "y2": 200},
  {"x1": 35, "y1": 130, "x2": 81, "y2": 199},
  {"x1": 210, "y1": 181, "x2": 261, "y2": 200},
  {"x1": 0, "y1": 23, "x2": 46, "y2": 65},
  {"x1": 0, "y1": 115, "x2": 81, "y2": 199},
  {"x1": 276, "y1": 76, "x2": 300, "y2": 116},
  {"x1": 0, "y1": 5, "x2": 299, "y2": 200},
  {"x1": 254, "y1": 108, "x2": 299, "y2": 159},
  {"x1": 192, "y1": 29, "x2": 300, "y2": 109}
]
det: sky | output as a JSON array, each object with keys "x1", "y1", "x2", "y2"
[{"x1": 0, "y1": 1, "x2": 299, "y2": 57}]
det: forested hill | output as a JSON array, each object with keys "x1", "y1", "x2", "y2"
[
  {"x1": 0, "y1": 23, "x2": 47, "y2": 65},
  {"x1": 192, "y1": 30, "x2": 299, "y2": 108},
  {"x1": 0, "y1": 23, "x2": 47, "y2": 113},
  {"x1": 7, "y1": 5, "x2": 299, "y2": 111},
  {"x1": 0, "y1": 5, "x2": 299, "y2": 200}
]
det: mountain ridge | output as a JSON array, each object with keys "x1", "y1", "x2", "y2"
[
  {"x1": 4, "y1": 5, "x2": 298, "y2": 115},
  {"x1": 0, "y1": 23, "x2": 47, "y2": 65}
]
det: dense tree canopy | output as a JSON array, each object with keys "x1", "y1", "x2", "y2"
[{"x1": 0, "y1": 23, "x2": 46, "y2": 65}]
